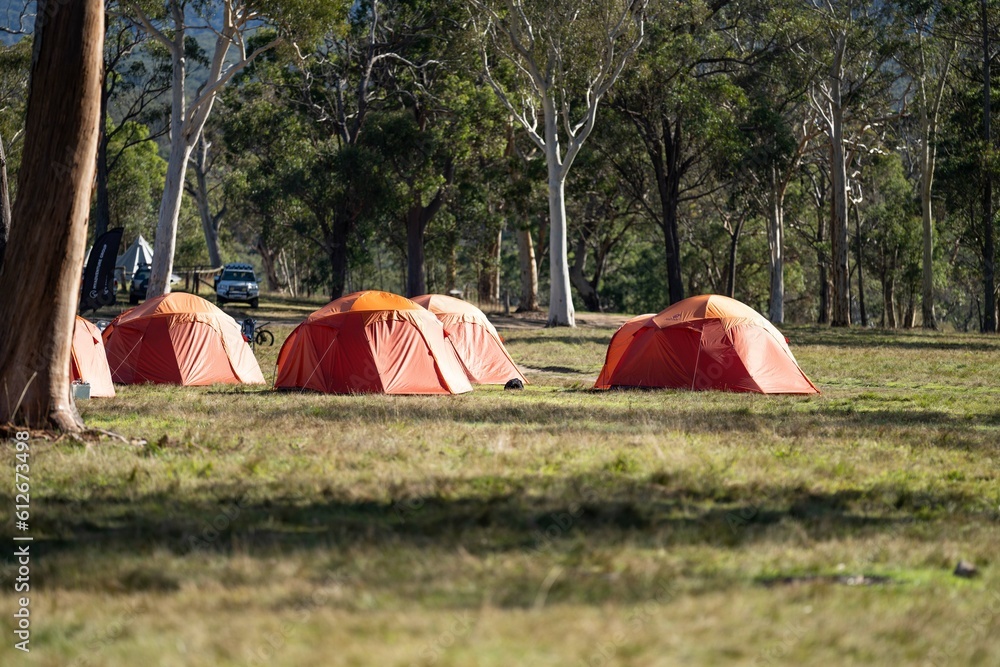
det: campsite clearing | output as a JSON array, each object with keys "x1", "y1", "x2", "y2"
[{"x1": 1, "y1": 298, "x2": 999, "y2": 666}]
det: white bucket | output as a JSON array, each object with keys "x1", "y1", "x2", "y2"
[{"x1": 72, "y1": 382, "x2": 91, "y2": 400}]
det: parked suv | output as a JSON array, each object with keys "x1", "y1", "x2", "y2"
[
  {"x1": 128, "y1": 265, "x2": 182, "y2": 305},
  {"x1": 215, "y1": 263, "x2": 260, "y2": 308},
  {"x1": 129, "y1": 266, "x2": 151, "y2": 305}
]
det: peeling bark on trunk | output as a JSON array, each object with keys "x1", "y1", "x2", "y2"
[
  {"x1": 0, "y1": 0, "x2": 103, "y2": 430},
  {"x1": 516, "y1": 227, "x2": 538, "y2": 311}
]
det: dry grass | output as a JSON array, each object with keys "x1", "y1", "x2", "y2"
[{"x1": 1, "y1": 306, "x2": 999, "y2": 666}]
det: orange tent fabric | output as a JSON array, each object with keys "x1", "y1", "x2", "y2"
[
  {"x1": 412, "y1": 294, "x2": 526, "y2": 385},
  {"x1": 71, "y1": 316, "x2": 115, "y2": 397},
  {"x1": 102, "y1": 293, "x2": 265, "y2": 386},
  {"x1": 594, "y1": 295, "x2": 818, "y2": 394},
  {"x1": 594, "y1": 313, "x2": 656, "y2": 391},
  {"x1": 275, "y1": 291, "x2": 473, "y2": 394}
]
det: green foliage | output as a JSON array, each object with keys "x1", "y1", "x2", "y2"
[{"x1": 104, "y1": 120, "x2": 168, "y2": 240}]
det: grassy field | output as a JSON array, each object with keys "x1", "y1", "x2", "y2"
[{"x1": 2, "y1": 297, "x2": 999, "y2": 666}]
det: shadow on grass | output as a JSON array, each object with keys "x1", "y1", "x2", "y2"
[
  {"x1": 789, "y1": 327, "x2": 1000, "y2": 352},
  {"x1": 259, "y1": 399, "x2": 1000, "y2": 447},
  {"x1": 19, "y1": 474, "x2": 983, "y2": 594}
]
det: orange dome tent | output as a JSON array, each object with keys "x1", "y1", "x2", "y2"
[
  {"x1": 71, "y1": 316, "x2": 115, "y2": 397},
  {"x1": 275, "y1": 291, "x2": 473, "y2": 395},
  {"x1": 411, "y1": 294, "x2": 526, "y2": 385},
  {"x1": 102, "y1": 293, "x2": 265, "y2": 386},
  {"x1": 594, "y1": 295, "x2": 818, "y2": 394},
  {"x1": 594, "y1": 313, "x2": 656, "y2": 391}
]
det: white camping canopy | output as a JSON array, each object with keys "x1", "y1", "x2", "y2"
[{"x1": 115, "y1": 235, "x2": 153, "y2": 283}]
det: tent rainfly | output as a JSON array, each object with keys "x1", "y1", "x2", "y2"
[
  {"x1": 412, "y1": 294, "x2": 526, "y2": 385},
  {"x1": 595, "y1": 295, "x2": 818, "y2": 394},
  {"x1": 102, "y1": 293, "x2": 265, "y2": 386},
  {"x1": 71, "y1": 316, "x2": 115, "y2": 397},
  {"x1": 275, "y1": 291, "x2": 473, "y2": 395}
]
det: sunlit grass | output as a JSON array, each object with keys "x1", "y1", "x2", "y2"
[{"x1": 1, "y1": 307, "x2": 999, "y2": 666}]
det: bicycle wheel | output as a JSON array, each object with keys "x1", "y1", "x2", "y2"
[{"x1": 255, "y1": 330, "x2": 275, "y2": 346}]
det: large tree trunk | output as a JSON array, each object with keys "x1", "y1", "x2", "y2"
[
  {"x1": 767, "y1": 172, "x2": 785, "y2": 323},
  {"x1": 146, "y1": 6, "x2": 237, "y2": 298},
  {"x1": 477, "y1": 230, "x2": 501, "y2": 306},
  {"x1": 919, "y1": 119, "x2": 937, "y2": 329},
  {"x1": 855, "y1": 204, "x2": 867, "y2": 327},
  {"x1": 404, "y1": 160, "x2": 451, "y2": 298},
  {"x1": 255, "y1": 237, "x2": 280, "y2": 291},
  {"x1": 544, "y1": 124, "x2": 574, "y2": 325},
  {"x1": 882, "y1": 260, "x2": 897, "y2": 329},
  {"x1": 327, "y1": 211, "x2": 352, "y2": 300},
  {"x1": 405, "y1": 204, "x2": 427, "y2": 298},
  {"x1": 649, "y1": 121, "x2": 685, "y2": 305},
  {"x1": 725, "y1": 213, "x2": 746, "y2": 299},
  {"x1": 830, "y1": 92, "x2": 851, "y2": 327},
  {"x1": 569, "y1": 233, "x2": 601, "y2": 311},
  {"x1": 817, "y1": 219, "x2": 831, "y2": 324},
  {"x1": 903, "y1": 285, "x2": 917, "y2": 328},
  {"x1": 0, "y1": 131, "x2": 12, "y2": 271},
  {"x1": 192, "y1": 133, "x2": 222, "y2": 268},
  {"x1": 516, "y1": 227, "x2": 538, "y2": 311},
  {"x1": 0, "y1": 0, "x2": 103, "y2": 430},
  {"x1": 983, "y1": 0, "x2": 997, "y2": 333}
]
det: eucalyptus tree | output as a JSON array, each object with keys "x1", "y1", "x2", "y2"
[
  {"x1": 893, "y1": 0, "x2": 959, "y2": 329},
  {"x1": 610, "y1": 0, "x2": 742, "y2": 306},
  {"x1": 801, "y1": 0, "x2": 899, "y2": 327},
  {"x1": 0, "y1": 38, "x2": 30, "y2": 271},
  {"x1": 94, "y1": 4, "x2": 170, "y2": 240},
  {"x1": 727, "y1": 0, "x2": 821, "y2": 323},
  {"x1": 127, "y1": 0, "x2": 340, "y2": 298},
  {"x1": 0, "y1": 0, "x2": 103, "y2": 430},
  {"x1": 468, "y1": 0, "x2": 647, "y2": 326}
]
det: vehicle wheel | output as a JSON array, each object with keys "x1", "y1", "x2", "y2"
[
  {"x1": 250, "y1": 298, "x2": 259, "y2": 309},
  {"x1": 217, "y1": 297, "x2": 227, "y2": 306},
  {"x1": 129, "y1": 295, "x2": 138, "y2": 305},
  {"x1": 255, "y1": 330, "x2": 274, "y2": 347}
]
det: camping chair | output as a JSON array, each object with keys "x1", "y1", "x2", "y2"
[{"x1": 241, "y1": 318, "x2": 256, "y2": 348}]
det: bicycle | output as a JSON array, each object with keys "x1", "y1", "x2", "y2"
[
  {"x1": 254, "y1": 321, "x2": 275, "y2": 347},
  {"x1": 240, "y1": 319, "x2": 275, "y2": 348}
]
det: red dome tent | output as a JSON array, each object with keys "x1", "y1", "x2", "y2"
[
  {"x1": 412, "y1": 294, "x2": 526, "y2": 385},
  {"x1": 595, "y1": 295, "x2": 818, "y2": 394},
  {"x1": 275, "y1": 291, "x2": 473, "y2": 395},
  {"x1": 594, "y1": 313, "x2": 656, "y2": 391},
  {"x1": 102, "y1": 293, "x2": 265, "y2": 386},
  {"x1": 71, "y1": 316, "x2": 115, "y2": 397}
]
